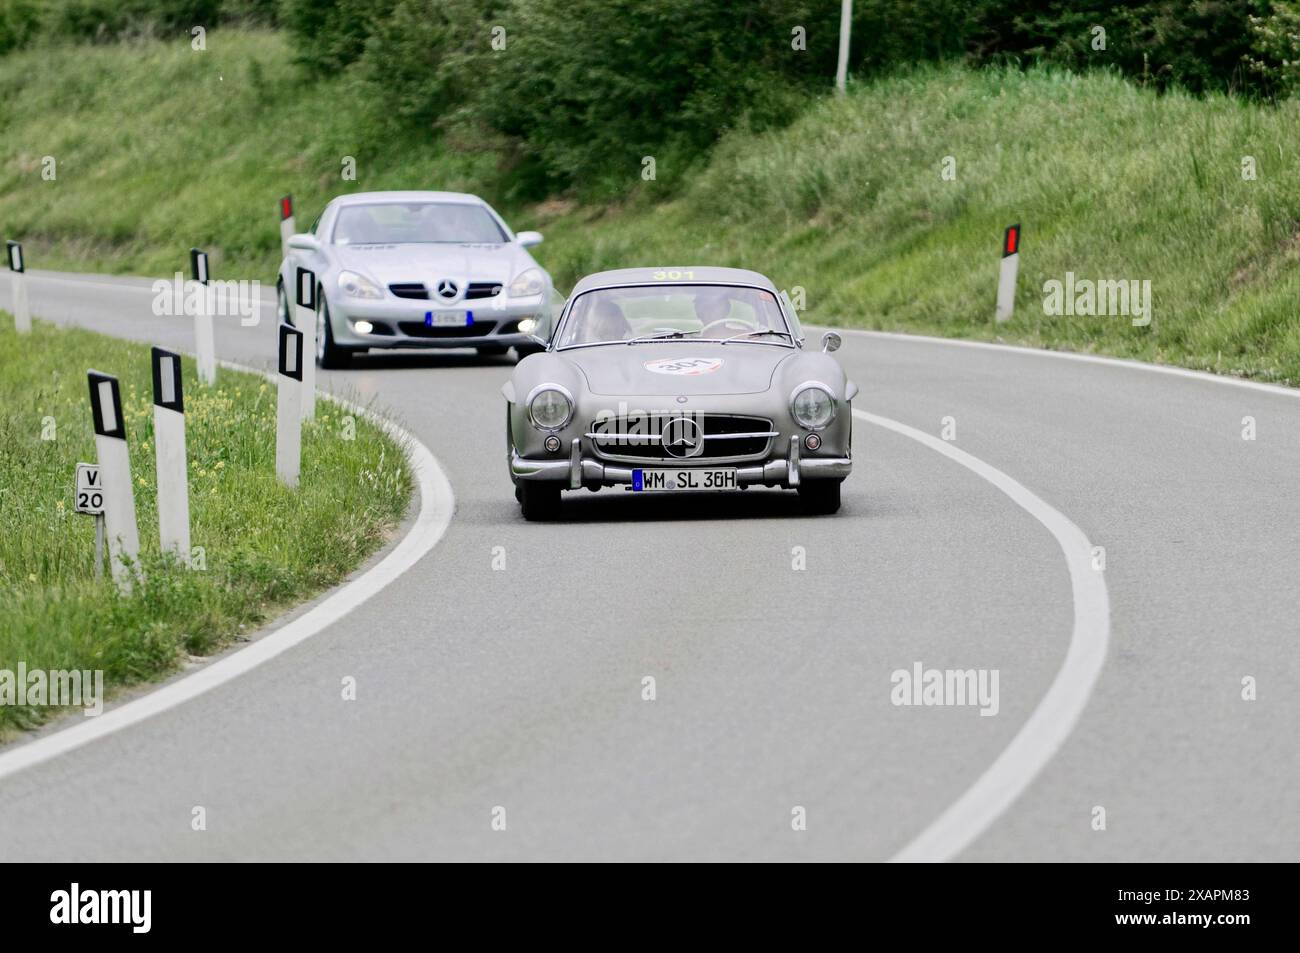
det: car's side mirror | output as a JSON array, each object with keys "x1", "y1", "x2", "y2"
[
  {"x1": 821, "y1": 331, "x2": 842, "y2": 353},
  {"x1": 288, "y1": 233, "x2": 321, "y2": 252},
  {"x1": 516, "y1": 230, "x2": 544, "y2": 248}
]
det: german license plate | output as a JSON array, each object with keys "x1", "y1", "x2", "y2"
[
  {"x1": 425, "y1": 310, "x2": 472, "y2": 327},
  {"x1": 631, "y1": 468, "x2": 737, "y2": 492}
]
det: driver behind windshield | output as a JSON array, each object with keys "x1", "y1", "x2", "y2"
[
  {"x1": 692, "y1": 290, "x2": 732, "y2": 331},
  {"x1": 578, "y1": 298, "x2": 633, "y2": 344}
]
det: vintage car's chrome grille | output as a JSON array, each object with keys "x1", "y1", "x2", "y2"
[
  {"x1": 588, "y1": 414, "x2": 775, "y2": 463},
  {"x1": 389, "y1": 283, "x2": 429, "y2": 299}
]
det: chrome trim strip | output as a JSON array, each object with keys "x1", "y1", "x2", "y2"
[
  {"x1": 568, "y1": 438, "x2": 582, "y2": 489},
  {"x1": 584, "y1": 430, "x2": 778, "y2": 442}
]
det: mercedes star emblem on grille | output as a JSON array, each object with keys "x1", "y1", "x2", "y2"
[{"x1": 661, "y1": 416, "x2": 704, "y2": 458}]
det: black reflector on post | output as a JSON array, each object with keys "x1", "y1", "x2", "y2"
[
  {"x1": 88, "y1": 370, "x2": 126, "y2": 439},
  {"x1": 296, "y1": 267, "x2": 317, "y2": 311},
  {"x1": 279, "y1": 324, "x2": 304, "y2": 381},
  {"x1": 151, "y1": 346, "x2": 184, "y2": 413},
  {"x1": 1003, "y1": 224, "x2": 1021, "y2": 258},
  {"x1": 190, "y1": 247, "x2": 209, "y2": 284},
  {"x1": 6, "y1": 240, "x2": 23, "y2": 273}
]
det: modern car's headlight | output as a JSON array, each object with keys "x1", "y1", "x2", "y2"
[
  {"x1": 527, "y1": 384, "x2": 573, "y2": 431},
  {"x1": 337, "y1": 270, "x2": 383, "y2": 299},
  {"x1": 509, "y1": 267, "x2": 546, "y2": 298},
  {"x1": 790, "y1": 382, "x2": 836, "y2": 430}
]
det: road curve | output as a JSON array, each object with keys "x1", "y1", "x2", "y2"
[{"x1": 1, "y1": 268, "x2": 1296, "y2": 861}]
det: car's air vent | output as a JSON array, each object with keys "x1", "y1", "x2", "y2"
[
  {"x1": 397, "y1": 321, "x2": 497, "y2": 339},
  {"x1": 389, "y1": 283, "x2": 428, "y2": 300},
  {"x1": 464, "y1": 282, "x2": 503, "y2": 300}
]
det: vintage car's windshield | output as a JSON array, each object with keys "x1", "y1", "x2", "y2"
[
  {"x1": 555, "y1": 284, "x2": 790, "y2": 348},
  {"x1": 332, "y1": 202, "x2": 507, "y2": 245}
]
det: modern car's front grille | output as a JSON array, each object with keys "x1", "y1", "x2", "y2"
[
  {"x1": 388, "y1": 282, "x2": 501, "y2": 300},
  {"x1": 589, "y1": 414, "x2": 774, "y2": 463},
  {"x1": 389, "y1": 283, "x2": 429, "y2": 299},
  {"x1": 397, "y1": 321, "x2": 496, "y2": 339}
]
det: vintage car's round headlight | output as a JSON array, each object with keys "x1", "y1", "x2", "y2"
[
  {"x1": 527, "y1": 384, "x2": 573, "y2": 431},
  {"x1": 790, "y1": 382, "x2": 835, "y2": 430}
]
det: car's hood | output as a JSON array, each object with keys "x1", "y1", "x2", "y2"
[
  {"x1": 565, "y1": 342, "x2": 795, "y2": 396},
  {"x1": 332, "y1": 243, "x2": 525, "y2": 285}
]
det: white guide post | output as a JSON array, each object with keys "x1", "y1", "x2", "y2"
[
  {"x1": 279, "y1": 194, "x2": 296, "y2": 258},
  {"x1": 276, "y1": 322, "x2": 303, "y2": 488},
  {"x1": 7, "y1": 240, "x2": 29, "y2": 333},
  {"x1": 151, "y1": 347, "x2": 191, "y2": 564},
  {"x1": 995, "y1": 223, "x2": 1021, "y2": 324},
  {"x1": 190, "y1": 247, "x2": 216, "y2": 384}
]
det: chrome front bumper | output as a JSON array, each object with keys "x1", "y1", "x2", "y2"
[{"x1": 511, "y1": 437, "x2": 851, "y2": 489}]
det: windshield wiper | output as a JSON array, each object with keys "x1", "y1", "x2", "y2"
[
  {"x1": 720, "y1": 329, "x2": 793, "y2": 344},
  {"x1": 626, "y1": 330, "x2": 690, "y2": 344}
]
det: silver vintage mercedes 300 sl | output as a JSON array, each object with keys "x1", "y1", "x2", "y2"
[{"x1": 503, "y1": 267, "x2": 858, "y2": 520}]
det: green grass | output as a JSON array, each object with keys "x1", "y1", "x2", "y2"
[
  {"x1": 0, "y1": 28, "x2": 500, "y2": 280},
  {"x1": 2, "y1": 32, "x2": 1299, "y2": 380},
  {"x1": 538, "y1": 66, "x2": 1300, "y2": 382},
  {"x1": 0, "y1": 313, "x2": 411, "y2": 736}
]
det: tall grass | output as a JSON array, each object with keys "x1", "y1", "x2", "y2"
[
  {"x1": 540, "y1": 67, "x2": 1300, "y2": 382},
  {"x1": 0, "y1": 29, "x2": 497, "y2": 280},
  {"x1": 0, "y1": 314, "x2": 411, "y2": 736}
]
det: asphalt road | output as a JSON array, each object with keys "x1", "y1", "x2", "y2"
[{"x1": 1, "y1": 268, "x2": 1296, "y2": 861}]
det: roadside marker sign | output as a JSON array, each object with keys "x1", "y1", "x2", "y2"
[
  {"x1": 995, "y1": 223, "x2": 1021, "y2": 324},
  {"x1": 7, "y1": 240, "x2": 30, "y2": 333},
  {"x1": 151, "y1": 347, "x2": 191, "y2": 562},
  {"x1": 87, "y1": 370, "x2": 140, "y2": 589},
  {"x1": 295, "y1": 266, "x2": 317, "y2": 421},
  {"x1": 75, "y1": 463, "x2": 103, "y2": 515},
  {"x1": 75, "y1": 462, "x2": 106, "y2": 580},
  {"x1": 276, "y1": 323, "x2": 303, "y2": 488},
  {"x1": 189, "y1": 247, "x2": 216, "y2": 384}
]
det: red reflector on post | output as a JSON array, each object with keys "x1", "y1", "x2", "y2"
[
  {"x1": 1003, "y1": 224, "x2": 1020, "y2": 257},
  {"x1": 280, "y1": 195, "x2": 293, "y2": 220}
]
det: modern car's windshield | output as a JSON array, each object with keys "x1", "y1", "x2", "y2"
[
  {"x1": 556, "y1": 284, "x2": 790, "y2": 347},
  {"x1": 332, "y1": 202, "x2": 507, "y2": 245}
]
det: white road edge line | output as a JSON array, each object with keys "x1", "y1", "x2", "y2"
[
  {"x1": 854, "y1": 409, "x2": 1111, "y2": 863},
  {"x1": 0, "y1": 360, "x2": 455, "y2": 783},
  {"x1": 840, "y1": 327, "x2": 1300, "y2": 401}
]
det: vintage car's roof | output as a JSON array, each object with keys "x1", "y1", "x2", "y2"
[
  {"x1": 330, "y1": 190, "x2": 485, "y2": 206},
  {"x1": 570, "y1": 267, "x2": 778, "y2": 296}
]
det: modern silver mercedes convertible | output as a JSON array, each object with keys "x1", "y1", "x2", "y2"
[
  {"x1": 278, "y1": 190, "x2": 552, "y2": 367},
  {"x1": 504, "y1": 267, "x2": 857, "y2": 520}
]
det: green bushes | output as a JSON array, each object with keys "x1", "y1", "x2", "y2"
[{"x1": 0, "y1": 0, "x2": 271, "y2": 51}]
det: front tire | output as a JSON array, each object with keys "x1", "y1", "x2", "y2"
[
  {"x1": 316, "y1": 297, "x2": 352, "y2": 369},
  {"x1": 798, "y1": 479, "x2": 842, "y2": 515},
  {"x1": 519, "y1": 481, "x2": 561, "y2": 521}
]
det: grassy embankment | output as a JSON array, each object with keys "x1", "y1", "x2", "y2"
[
  {"x1": 0, "y1": 315, "x2": 410, "y2": 736},
  {"x1": 1, "y1": 31, "x2": 1298, "y2": 380}
]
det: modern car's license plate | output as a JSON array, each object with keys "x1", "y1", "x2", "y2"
[
  {"x1": 425, "y1": 310, "x2": 472, "y2": 327},
  {"x1": 631, "y1": 468, "x2": 737, "y2": 492}
]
